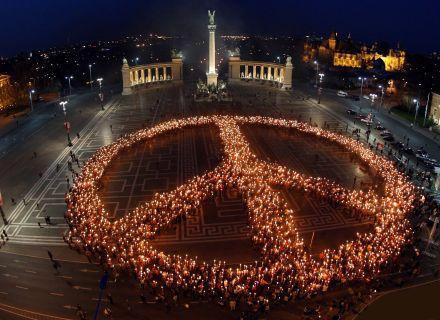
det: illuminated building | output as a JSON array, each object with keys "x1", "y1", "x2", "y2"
[
  {"x1": 429, "y1": 92, "x2": 440, "y2": 124},
  {"x1": 0, "y1": 74, "x2": 12, "y2": 111},
  {"x1": 303, "y1": 32, "x2": 405, "y2": 72}
]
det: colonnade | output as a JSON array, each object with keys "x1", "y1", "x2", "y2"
[
  {"x1": 228, "y1": 56, "x2": 292, "y2": 89},
  {"x1": 122, "y1": 58, "x2": 183, "y2": 95}
]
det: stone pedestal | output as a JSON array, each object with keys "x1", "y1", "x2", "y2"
[
  {"x1": 121, "y1": 59, "x2": 132, "y2": 95},
  {"x1": 206, "y1": 73, "x2": 218, "y2": 87},
  {"x1": 282, "y1": 57, "x2": 293, "y2": 90}
]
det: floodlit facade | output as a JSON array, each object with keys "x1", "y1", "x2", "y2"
[{"x1": 304, "y1": 32, "x2": 405, "y2": 72}]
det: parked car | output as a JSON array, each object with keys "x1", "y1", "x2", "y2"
[
  {"x1": 363, "y1": 95, "x2": 370, "y2": 100},
  {"x1": 383, "y1": 135, "x2": 394, "y2": 141},
  {"x1": 346, "y1": 109, "x2": 357, "y2": 116},
  {"x1": 337, "y1": 91, "x2": 348, "y2": 97},
  {"x1": 380, "y1": 130, "x2": 392, "y2": 136},
  {"x1": 375, "y1": 125, "x2": 385, "y2": 131},
  {"x1": 403, "y1": 147, "x2": 414, "y2": 155},
  {"x1": 348, "y1": 95, "x2": 360, "y2": 101}
]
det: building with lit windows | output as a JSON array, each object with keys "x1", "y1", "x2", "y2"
[{"x1": 303, "y1": 32, "x2": 405, "y2": 72}]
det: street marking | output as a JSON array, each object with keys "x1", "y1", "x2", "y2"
[
  {"x1": 63, "y1": 305, "x2": 76, "y2": 310},
  {"x1": 15, "y1": 286, "x2": 28, "y2": 290},
  {"x1": 56, "y1": 275, "x2": 73, "y2": 279},
  {"x1": 80, "y1": 268, "x2": 99, "y2": 273},
  {"x1": 0, "y1": 299, "x2": 75, "y2": 320},
  {"x1": 49, "y1": 293, "x2": 64, "y2": 297},
  {"x1": 3, "y1": 273, "x2": 18, "y2": 278},
  {"x1": 24, "y1": 270, "x2": 36, "y2": 274},
  {"x1": 0, "y1": 292, "x2": 8, "y2": 295},
  {"x1": 13, "y1": 259, "x2": 27, "y2": 264},
  {"x1": 72, "y1": 285, "x2": 92, "y2": 291}
]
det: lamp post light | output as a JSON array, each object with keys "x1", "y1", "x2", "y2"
[
  {"x1": 370, "y1": 94, "x2": 377, "y2": 112},
  {"x1": 413, "y1": 99, "x2": 420, "y2": 127},
  {"x1": 358, "y1": 77, "x2": 367, "y2": 98},
  {"x1": 378, "y1": 85, "x2": 384, "y2": 112},
  {"x1": 97, "y1": 78, "x2": 104, "y2": 110},
  {"x1": 29, "y1": 89, "x2": 35, "y2": 112},
  {"x1": 314, "y1": 61, "x2": 319, "y2": 87},
  {"x1": 60, "y1": 100, "x2": 73, "y2": 147},
  {"x1": 65, "y1": 76, "x2": 73, "y2": 97},
  {"x1": 88, "y1": 64, "x2": 93, "y2": 91},
  {"x1": 277, "y1": 56, "x2": 280, "y2": 64}
]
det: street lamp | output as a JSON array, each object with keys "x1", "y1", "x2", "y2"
[
  {"x1": 378, "y1": 85, "x2": 384, "y2": 112},
  {"x1": 314, "y1": 61, "x2": 319, "y2": 87},
  {"x1": 29, "y1": 89, "x2": 35, "y2": 112},
  {"x1": 370, "y1": 93, "x2": 377, "y2": 112},
  {"x1": 97, "y1": 78, "x2": 104, "y2": 110},
  {"x1": 358, "y1": 77, "x2": 367, "y2": 98},
  {"x1": 277, "y1": 56, "x2": 280, "y2": 64},
  {"x1": 413, "y1": 99, "x2": 420, "y2": 127},
  {"x1": 65, "y1": 76, "x2": 73, "y2": 97},
  {"x1": 88, "y1": 64, "x2": 93, "y2": 91},
  {"x1": 60, "y1": 100, "x2": 73, "y2": 147}
]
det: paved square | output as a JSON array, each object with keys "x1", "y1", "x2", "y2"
[{"x1": 5, "y1": 84, "x2": 375, "y2": 264}]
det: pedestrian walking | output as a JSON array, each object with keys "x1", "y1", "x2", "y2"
[
  {"x1": 107, "y1": 293, "x2": 114, "y2": 305},
  {"x1": 47, "y1": 250, "x2": 54, "y2": 261},
  {"x1": 38, "y1": 222, "x2": 43, "y2": 228},
  {"x1": 11, "y1": 198, "x2": 15, "y2": 205},
  {"x1": 110, "y1": 124, "x2": 113, "y2": 132},
  {"x1": 56, "y1": 163, "x2": 60, "y2": 172},
  {"x1": 3, "y1": 230, "x2": 8, "y2": 240},
  {"x1": 76, "y1": 132, "x2": 80, "y2": 139},
  {"x1": 22, "y1": 198, "x2": 26, "y2": 206}
]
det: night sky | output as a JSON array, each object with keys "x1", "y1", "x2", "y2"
[{"x1": 1, "y1": 0, "x2": 439, "y2": 57}]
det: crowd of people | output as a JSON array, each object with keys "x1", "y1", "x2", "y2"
[{"x1": 64, "y1": 115, "x2": 418, "y2": 309}]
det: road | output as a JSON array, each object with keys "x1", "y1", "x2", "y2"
[{"x1": 296, "y1": 82, "x2": 440, "y2": 160}]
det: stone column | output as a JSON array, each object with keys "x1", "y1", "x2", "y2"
[
  {"x1": 121, "y1": 58, "x2": 132, "y2": 95},
  {"x1": 155, "y1": 67, "x2": 159, "y2": 81},
  {"x1": 267, "y1": 66, "x2": 272, "y2": 80},
  {"x1": 163, "y1": 66, "x2": 167, "y2": 80},
  {"x1": 141, "y1": 69, "x2": 145, "y2": 83},
  {"x1": 260, "y1": 66, "x2": 264, "y2": 79},
  {"x1": 147, "y1": 68, "x2": 151, "y2": 82},
  {"x1": 253, "y1": 65, "x2": 256, "y2": 78},
  {"x1": 245, "y1": 65, "x2": 249, "y2": 78},
  {"x1": 206, "y1": 20, "x2": 218, "y2": 86}
]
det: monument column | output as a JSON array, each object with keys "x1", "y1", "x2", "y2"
[
  {"x1": 121, "y1": 58, "x2": 132, "y2": 95},
  {"x1": 245, "y1": 65, "x2": 249, "y2": 78},
  {"x1": 268, "y1": 66, "x2": 272, "y2": 80},
  {"x1": 141, "y1": 69, "x2": 145, "y2": 83},
  {"x1": 253, "y1": 65, "x2": 256, "y2": 78},
  {"x1": 155, "y1": 67, "x2": 159, "y2": 81},
  {"x1": 163, "y1": 66, "x2": 167, "y2": 80},
  {"x1": 206, "y1": 10, "x2": 218, "y2": 87},
  {"x1": 147, "y1": 69, "x2": 151, "y2": 82}
]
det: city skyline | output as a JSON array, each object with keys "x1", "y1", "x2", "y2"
[{"x1": 1, "y1": 0, "x2": 439, "y2": 57}]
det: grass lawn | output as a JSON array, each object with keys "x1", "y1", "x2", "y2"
[{"x1": 391, "y1": 107, "x2": 429, "y2": 127}]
